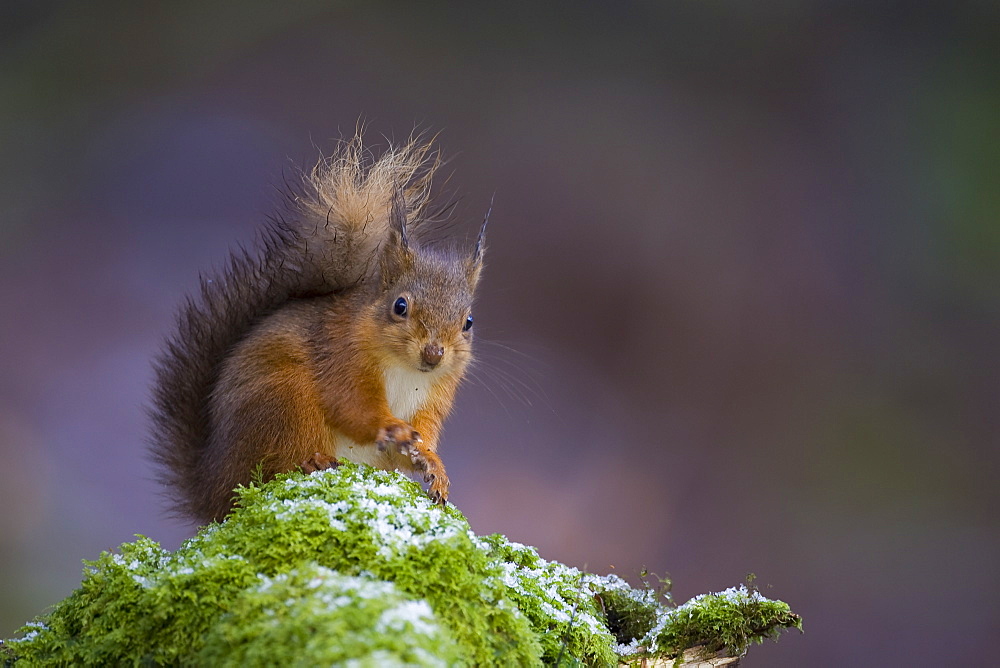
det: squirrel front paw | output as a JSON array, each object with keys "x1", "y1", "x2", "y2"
[
  {"x1": 375, "y1": 421, "x2": 422, "y2": 455},
  {"x1": 374, "y1": 420, "x2": 448, "y2": 505}
]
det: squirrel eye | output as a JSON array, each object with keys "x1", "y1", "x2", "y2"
[
  {"x1": 393, "y1": 296, "x2": 408, "y2": 317},
  {"x1": 463, "y1": 315, "x2": 474, "y2": 332}
]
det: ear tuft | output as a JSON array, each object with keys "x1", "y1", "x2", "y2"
[
  {"x1": 381, "y1": 187, "x2": 414, "y2": 287},
  {"x1": 467, "y1": 196, "x2": 491, "y2": 286},
  {"x1": 389, "y1": 186, "x2": 410, "y2": 250}
]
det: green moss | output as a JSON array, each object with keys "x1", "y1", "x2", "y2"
[
  {"x1": 641, "y1": 578, "x2": 803, "y2": 662},
  {"x1": 481, "y1": 534, "x2": 620, "y2": 665},
  {"x1": 590, "y1": 572, "x2": 666, "y2": 650},
  {"x1": 5, "y1": 462, "x2": 801, "y2": 666},
  {"x1": 199, "y1": 566, "x2": 458, "y2": 666}
]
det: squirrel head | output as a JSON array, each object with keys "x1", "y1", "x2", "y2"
[{"x1": 374, "y1": 190, "x2": 486, "y2": 375}]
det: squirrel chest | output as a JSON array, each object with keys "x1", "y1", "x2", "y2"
[
  {"x1": 382, "y1": 364, "x2": 437, "y2": 423},
  {"x1": 329, "y1": 362, "x2": 444, "y2": 468}
]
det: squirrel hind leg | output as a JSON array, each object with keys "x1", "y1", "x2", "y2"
[{"x1": 203, "y1": 341, "x2": 337, "y2": 520}]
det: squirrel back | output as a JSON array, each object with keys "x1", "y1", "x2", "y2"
[{"x1": 149, "y1": 136, "x2": 476, "y2": 522}]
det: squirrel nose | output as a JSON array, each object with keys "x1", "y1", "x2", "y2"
[{"x1": 421, "y1": 343, "x2": 444, "y2": 367}]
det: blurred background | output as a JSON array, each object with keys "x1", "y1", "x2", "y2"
[{"x1": 2, "y1": 1, "x2": 998, "y2": 664}]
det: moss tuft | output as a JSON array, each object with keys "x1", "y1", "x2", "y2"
[
  {"x1": 5, "y1": 462, "x2": 800, "y2": 666},
  {"x1": 643, "y1": 578, "x2": 803, "y2": 662}
]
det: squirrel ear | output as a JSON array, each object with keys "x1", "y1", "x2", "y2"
[
  {"x1": 381, "y1": 187, "x2": 414, "y2": 287},
  {"x1": 466, "y1": 196, "x2": 491, "y2": 286}
]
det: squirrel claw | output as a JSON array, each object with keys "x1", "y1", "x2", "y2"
[
  {"x1": 414, "y1": 459, "x2": 449, "y2": 506},
  {"x1": 300, "y1": 452, "x2": 339, "y2": 474},
  {"x1": 427, "y1": 485, "x2": 448, "y2": 506}
]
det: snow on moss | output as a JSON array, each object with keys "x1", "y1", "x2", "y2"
[{"x1": 5, "y1": 462, "x2": 800, "y2": 666}]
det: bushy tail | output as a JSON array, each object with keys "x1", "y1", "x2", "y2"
[{"x1": 149, "y1": 135, "x2": 441, "y2": 520}]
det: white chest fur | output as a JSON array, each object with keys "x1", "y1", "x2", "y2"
[
  {"x1": 329, "y1": 364, "x2": 436, "y2": 466},
  {"x1": 382, "y1": 364, "x2": 436, "y2": 422}
]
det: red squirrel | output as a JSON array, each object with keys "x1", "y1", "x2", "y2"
[{"x1": 149, "y1": 135, "x2": 486, "y2": 523}]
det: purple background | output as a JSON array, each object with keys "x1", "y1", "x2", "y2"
[{"x1": 2, "y1": 3, "x2": 998, "y2": 665}]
